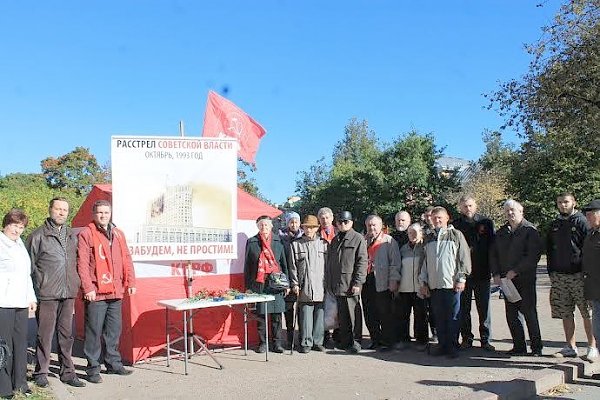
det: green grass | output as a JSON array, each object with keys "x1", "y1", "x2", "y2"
[{"x1": 13, "y1": 385, "x2": 54, "y2": 400}]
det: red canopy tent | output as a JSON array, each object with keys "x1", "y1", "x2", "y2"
[{"x1": 72, "y1": 184, "x2": 281, "y2": 363}]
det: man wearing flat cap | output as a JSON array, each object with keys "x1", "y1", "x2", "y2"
[
  {"x1": 582, "y1": 199, "x2": 600, "y2": 379},
  {"x1": 325, "y1": 211, "x2": 368, "y2": 353},
  {"x1": 288, "y1": 215, "x2": 328, "y2": 353}
]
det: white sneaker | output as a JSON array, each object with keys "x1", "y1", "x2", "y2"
[
  {"x1": 553, "y1": 346, "x2": 578, "y2": 358},
  {"x1": 584, "y1": 346, "x2": 599, "y2": 362}
]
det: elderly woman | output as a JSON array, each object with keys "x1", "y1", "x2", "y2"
[
  {"x1": 395, "y1": 223, "x2": 429, "y2": 351},
  {"x1": 244, "y1": 215, "x2": 289, "y2": 353},
  {"x1": 0, "y1": 209, "x2": 37, "y2": 399}
]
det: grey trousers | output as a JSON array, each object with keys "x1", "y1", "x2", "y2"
[
  {"x1": 298, "y1": 302, "x2": 325, "y2": 348},
  {"x1": 84, "y1": 299, "x2": 124, "y2": 375}
]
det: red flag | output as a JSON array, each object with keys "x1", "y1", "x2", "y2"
[{"x1": 201, "y1": 90, "x2": 266, "y2": 164}]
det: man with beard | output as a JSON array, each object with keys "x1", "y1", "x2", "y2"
[
  {"x1": 452, "y1": 195, "x2": 495, "y2": 351},
  {"x1": 547, "y1": 193, "x2": 596, "y2": 360}
]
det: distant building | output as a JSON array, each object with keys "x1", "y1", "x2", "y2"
[
  {"x1": 435, "y1": 156, "x2": 476, "y2": 183},
  {"x1": 135, "y1": 184, "x2": 231, "y2": 243}
]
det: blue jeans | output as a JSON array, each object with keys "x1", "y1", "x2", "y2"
[{"x1": 431, "y1": 289, "x2": 461, "y2": 354}]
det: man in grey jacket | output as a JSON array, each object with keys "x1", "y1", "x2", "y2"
[
  {"x1": 325, "y1": 211, "x2": 368, "y2": 353},
  {"x1": 419, "y1": 207, "x2": 471, "y2": 359},
  {"x1": 26, "y1": 197, "x2": 86, "y2": 388}
]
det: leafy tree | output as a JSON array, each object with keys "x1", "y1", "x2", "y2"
[
  {"x1": 41, "y1": 146, "x2": 109, "y2": 196},
  {"x1": 0, "y1": 173, "x2": 84, "y2": 237},
  {"x1": 295, "y1": 120, "x2": 461, "y2": 229},
  {"x1": 488, "y1": 0, "x2": 600, "y2": 227}
]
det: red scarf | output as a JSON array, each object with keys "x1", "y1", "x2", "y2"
[
  {"x1": 255, "y1": 233, "x2": 281, "y2": 284},
  {"x1": 367, "y1": 232, "x2": 384, "y2": 274},
  {"x1": 88, "y1": 223, "x2": 129, "y2": 294},
  {"x1": 320, "y1": 226, "x2": 336, "y2": 244}
]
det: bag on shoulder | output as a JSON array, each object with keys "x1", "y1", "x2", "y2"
[{"x1": 267, "y1": 272, "x2": 290, "y2": 292}]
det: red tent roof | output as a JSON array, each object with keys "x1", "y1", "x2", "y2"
[{"x1": 72, "y1": 184, "x2": 281, "y2": 228}]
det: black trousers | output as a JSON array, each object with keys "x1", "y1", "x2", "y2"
[
  {"x1": 0, "y1": 308, "x2": 28, "y2": 397},
  {"x1": 336, "y1": 295, "x2": 363, "y2": 348},
  {"x1": 395, "y1": 292, "x2": 428, "y2": 344},
  {"x1": 361, "y1": 273, "x2": 381, "y2": 344},
  {"x1": 84, "y1": 299, "x2": 124, "y2": 376},
  {"x1": 35, "y1": 298, "x2": 77, "y2": 381},
  {"x1": 256, "y1": 313, "x2": 283, "y2": 345},
  {"x1": 459, "y1": 277, "x2": 492, "y2": 344},
  {"x1": 504, "y1": 277, "x2": 542, "y2": 352}
]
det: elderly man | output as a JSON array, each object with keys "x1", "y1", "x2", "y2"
[
  {"x1": 452, "y1": 195, "x2": 495, "y2": 351},
  {"x1": 325, "y1": 211, "x2": 368, "y2": 353},
  {"x1": 362, "y1": 215, "x2": 401, "y2": 350},
  {"x1": 582, "y1": 200, "x2": 600, "y2": 380},
  {"x1": 279, "y1": 211, "x2": 303, "y2": 349},
  {"x1": 419, "y1": 207, "x2": 471, "y2": 359},
  {"x1": 288, "y1": 215, "x2": 328, "y2": 353},
  {"x1": 317, "y1": 207, "x2": 336, "y2": 244},
  {"x1": 391, "y1": 211, "x2": 411, "y2": 250},
  {"x1": 547, "y1": 193, "x2": 596, "y2": 359},
  {"x1": 491, "y1": 199, "x2": 543, "y2": 356},
  {"x1": 77, "y1": 200, "x2": 136, "y2": 383},
  {"x1": 27, "y1": 197, "x2": 86, "y2": 388}
]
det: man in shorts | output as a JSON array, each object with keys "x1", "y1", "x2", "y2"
[{"x1": 547, "y1": 193, "x2": 597, "y2": 359}]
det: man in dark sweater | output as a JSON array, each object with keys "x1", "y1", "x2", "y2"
[
  {"x1": 453, "y1": 195, "x2": 495, "y2": 351},
  {"x1": 547, "y1": 193, "x2": 596, "y2": 360}
]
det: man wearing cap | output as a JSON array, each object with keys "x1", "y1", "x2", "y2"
[
  {"x1": 582, "y1": 199, "x2": 600, "y2": 380},
  {"x1": 279, "y1": 211, "x2": 303, "y2": 349},
  {"x1": 547, "y1": 193, "x2": 596, "y2": 360},
  {"x1": 325, "y1": 211, "x2": 368, "y2": 353},
  {"x1": 288, "y1": 215, "x2": 328, "y2": 353}
]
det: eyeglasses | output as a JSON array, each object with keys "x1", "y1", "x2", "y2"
[{"x1": 338, "y1": 220, "x2": 351, "y2": 225}]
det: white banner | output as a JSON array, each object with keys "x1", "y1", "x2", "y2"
[{"x1": 111, "y1": 136, "x2": 238, "y2": 261}]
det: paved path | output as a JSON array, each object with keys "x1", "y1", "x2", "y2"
[{"x1": 43, "y1": 265, "x2": 600, "y2": 400}]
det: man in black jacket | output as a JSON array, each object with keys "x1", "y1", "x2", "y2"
[
  {"x1": 491, "y1": 199, "x2": 543, "y2": 356},
  {"x1": 26, "y1": 198, "x2": 86, "y2": 388},
  {"x1": 547, "y1": 193, "x2": 596, "y2": 360},
  {"x1": 325, "y1": 211, "x2": 368, "y2": 353},
  {"x1": 453, "y1": 195, "x2": 495, "y2": 351}
]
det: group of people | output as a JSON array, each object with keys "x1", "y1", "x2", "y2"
[
  {"x1": 243, "y1": 194, "x2": 600, "y2": 366},
  {"x1": 0, "y1": 199, "x2": 136, "y2": 399}
]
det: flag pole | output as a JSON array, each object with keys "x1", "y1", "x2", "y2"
[{"x1": 179, "y1": 120, "x2": 185, "y2": 137}]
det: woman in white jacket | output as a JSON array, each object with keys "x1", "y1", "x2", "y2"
[{"x1": 0, "y1": 209, "x2": 37, "y2": 399}]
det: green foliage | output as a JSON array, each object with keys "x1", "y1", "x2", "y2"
[
  {"x1": 41, "y1": 146, "x2": 109, "y2": 196},
  {"x1": 295, "y1": 120, "x2": 461, "y2": 229},
  {"x1": 488, "y1": 0, "x2": 600, "y2": 227}
]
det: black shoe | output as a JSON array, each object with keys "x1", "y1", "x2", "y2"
[
  {"x1": 460, "y1": 341, "x2": 473, "y2": 350},
  {"x1": 447, "y1": 351, "x2": 459, "y2": 359},
  {"x1": 255, "y1": 343, "x2": 267, "y2": 353},
  {"x1": 506, "y1": 348, "x2": 528, "y2": 356},
  {"x1": 298, "y1": 346, "x2": 310, "y2": 354},
  {"x1": 87, "y1": 374, "x2": 103, "y2": 384},
  {"x1": 481, "y1": 342, "x2": 496, "y2": 352},
  {"x1": 62, "y1": 377, "x2": 86, "y2": 387},
  {"x1": 530, "y1": 349, "x2": 543, "y2": 357},
  {"x1": 312, "y1": 345, "x2": 326, "y2": 352},
  {"x1": 105, "y1": 367, "x2": 133, "y2": 376},
  {"x1": 271, "y1": 344, "x2": 285, "y2": 353},
  {"x1": 348, "y1": 342, "x2": 361, "y2": 354},
  {"x1": 368, "y1": 340, "x2": 380, "y2": 350},
  {"x1": 34, "y1": 375, "x2": 49, "y2": 388}
]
